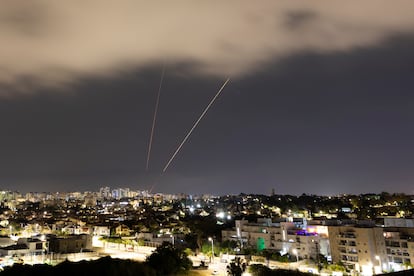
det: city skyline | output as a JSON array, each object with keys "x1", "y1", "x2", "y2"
[{"x1": 1, "y1": 1, "x2": 414, "y2": 195}]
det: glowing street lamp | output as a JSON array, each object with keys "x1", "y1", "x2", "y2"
[
  {"x1": 208, "y1": 237, "x2": 214, "y2": 263},
  {"x1": 170, "y1": 234, "x2": 175, "y2": 246}
]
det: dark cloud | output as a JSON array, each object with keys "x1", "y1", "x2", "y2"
[
  {"x1": 2, "y1": 1, "x2": 414, "y2": 195},
  {"x1": 1, "y1": 1, "x2": 414, "y2": 91},
  {"x1": 1, "y1": 33, "x2": 414, "y2": 195}
]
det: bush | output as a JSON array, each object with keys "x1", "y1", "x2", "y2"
[
  {"x1": 146, "y1": 242, "x2": 192, "y2": 276},
  {"x1": 0, "y1": 257, "x2": 156, "y2": 276}
]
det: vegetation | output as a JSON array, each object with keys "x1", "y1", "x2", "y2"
[
  {"x1": 0, "y1": 257, "x2": 155, "y2": 276},
  {"x1": 146, "y1": 242, "x2": 193, "y2": 276},
  {"x1": 256, "y1": 250, "x2": 293, "y2": 263},
  {"x1": 0, "y1": 242, "x2": 193, "y2": 276},
  {"x1": 226, "y1": 257, "x2": 247, "y2": 276},
  {"x1": 327, "y1": 263, "x2": 346, "y2": 272},
  {"x1": 403, "y1": 261, "x2": 412, "y2": 269},
  {"x1": 249, "y1": 264, "x2": 314, "y2": 276}
]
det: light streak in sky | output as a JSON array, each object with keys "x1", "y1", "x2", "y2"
[
  {"x1": 146, "y1": 65, "x2": 165, "y2": 171},
  {"x1": 162, "y1": 78, "x2": 230, "y2": 173}
]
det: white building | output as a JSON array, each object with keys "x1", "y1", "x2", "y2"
[{"x1": 222, "y1": 218, "x2": 330, "y2": 261}]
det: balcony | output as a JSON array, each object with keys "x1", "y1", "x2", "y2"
[
  {"x1": 338, "y1": 232, "x2": 356, "y2": 239},
  {"x1": 341, "y1": 256, "x2": 358, "y2": 263},
  {"x1": 386, "y1": 241, "x2": 401, "y2": 247}
]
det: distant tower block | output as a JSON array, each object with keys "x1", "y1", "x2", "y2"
[{"x1": 271, "y1": 188, "x2": 275, "y2": 196}]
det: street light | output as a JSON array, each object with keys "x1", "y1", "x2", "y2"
[
  {"x1": 208, "y1": 237, "x2": 214, "y2": 264},
  {"x1": 170, "y1": 234, "x2": 175, "y2": 246},
  {"x1": 292, "y1": 248, "x2": 299, "y2": 262}
]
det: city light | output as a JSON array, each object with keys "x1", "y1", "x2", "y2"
[{"x1": 208, "y1": 237, "x2": 214, "y2": 264}]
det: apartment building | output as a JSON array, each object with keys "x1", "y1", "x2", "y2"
[
  {"x1": 222, "y1": 218, "x2": 330, "y2": 261},
  {"x1": 328, "y1": 226, "x2": 387, "y2": 275},
  {"x1": 383, "y1": 227, "x2": 414, "y2": 271},
  {"x1": 223, "y1": 218, "x2": 414, "y2": 275}
]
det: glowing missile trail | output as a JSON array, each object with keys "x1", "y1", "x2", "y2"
[
  {"x1": 146, "y1": 65, "x2": 165, "y2": 171},
  {"x1": 162, "y1": 78, "x2": 230, "y2": 172}
]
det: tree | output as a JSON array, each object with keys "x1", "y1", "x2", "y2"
[
  {"x1": 0, "y1": 257, "x2": 156, "y2": 276},
  {"x1": 146, "y1": 242, "x2": 192, "y2": 276},
  {"x1": 249, "y1": 264, "x2": 271, "y2": 276},
  {"x1": 227, "y1": 257, "x2": 244, "y2": 276},
  {"x1": 317, "y1": 254, "x2": 328, "y2": 271},
  {"x1": 403, "y1": 261, "x2": 412, "y2": 269},
  {"x1": 249, "y1": 265, "x2": 314, "y2": 276},
  {"x1": 221, "y1": 240, "x2": 238, "y2": 253},
  {"x1": 183, "y1": 247, "x2": 193, "y2": 257},
  {"x1": 201, "y1": 241, "x2": 220, "y2": 258}
]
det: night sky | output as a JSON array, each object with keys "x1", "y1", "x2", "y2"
[{"x1": 1, "y1": 1, "x2": 414, "y2": 195}]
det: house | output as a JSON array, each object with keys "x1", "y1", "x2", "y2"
[
  {"x1": 49, "y1": 234, "x2": 92, "y2": 253},
  {"x1": 93, "y1": 225, "x2": 110, "y2": 236},
  {"x1": 0, "y1": 237, "x2": 47, "y2": 257},
  {"x1": 0, "y1": 244, "x2": 29, "y2": 257},
  {"x1": 114, "y1": 224, "x2": 132, "y2": 236}
]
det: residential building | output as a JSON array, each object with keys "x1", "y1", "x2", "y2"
[
  {"x1": 0, "y1": 237, "x2": 47, "y2": 257},
  {"x1": 222, "y1": 218, "x2": 330, "y2": 262},
  {"x1": 383, "y1": 227, "x2": 414, "y2": 271},
  {"x1": 328, "y1": 226, "x2": 387, "y2": 274},
  {"x1": 49, "y1": 234, "x2": 92, "y2": 253}
]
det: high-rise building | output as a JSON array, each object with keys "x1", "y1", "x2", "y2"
[{"x1": 99, "y1": 186, "x2": 111, "y2": 199}]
